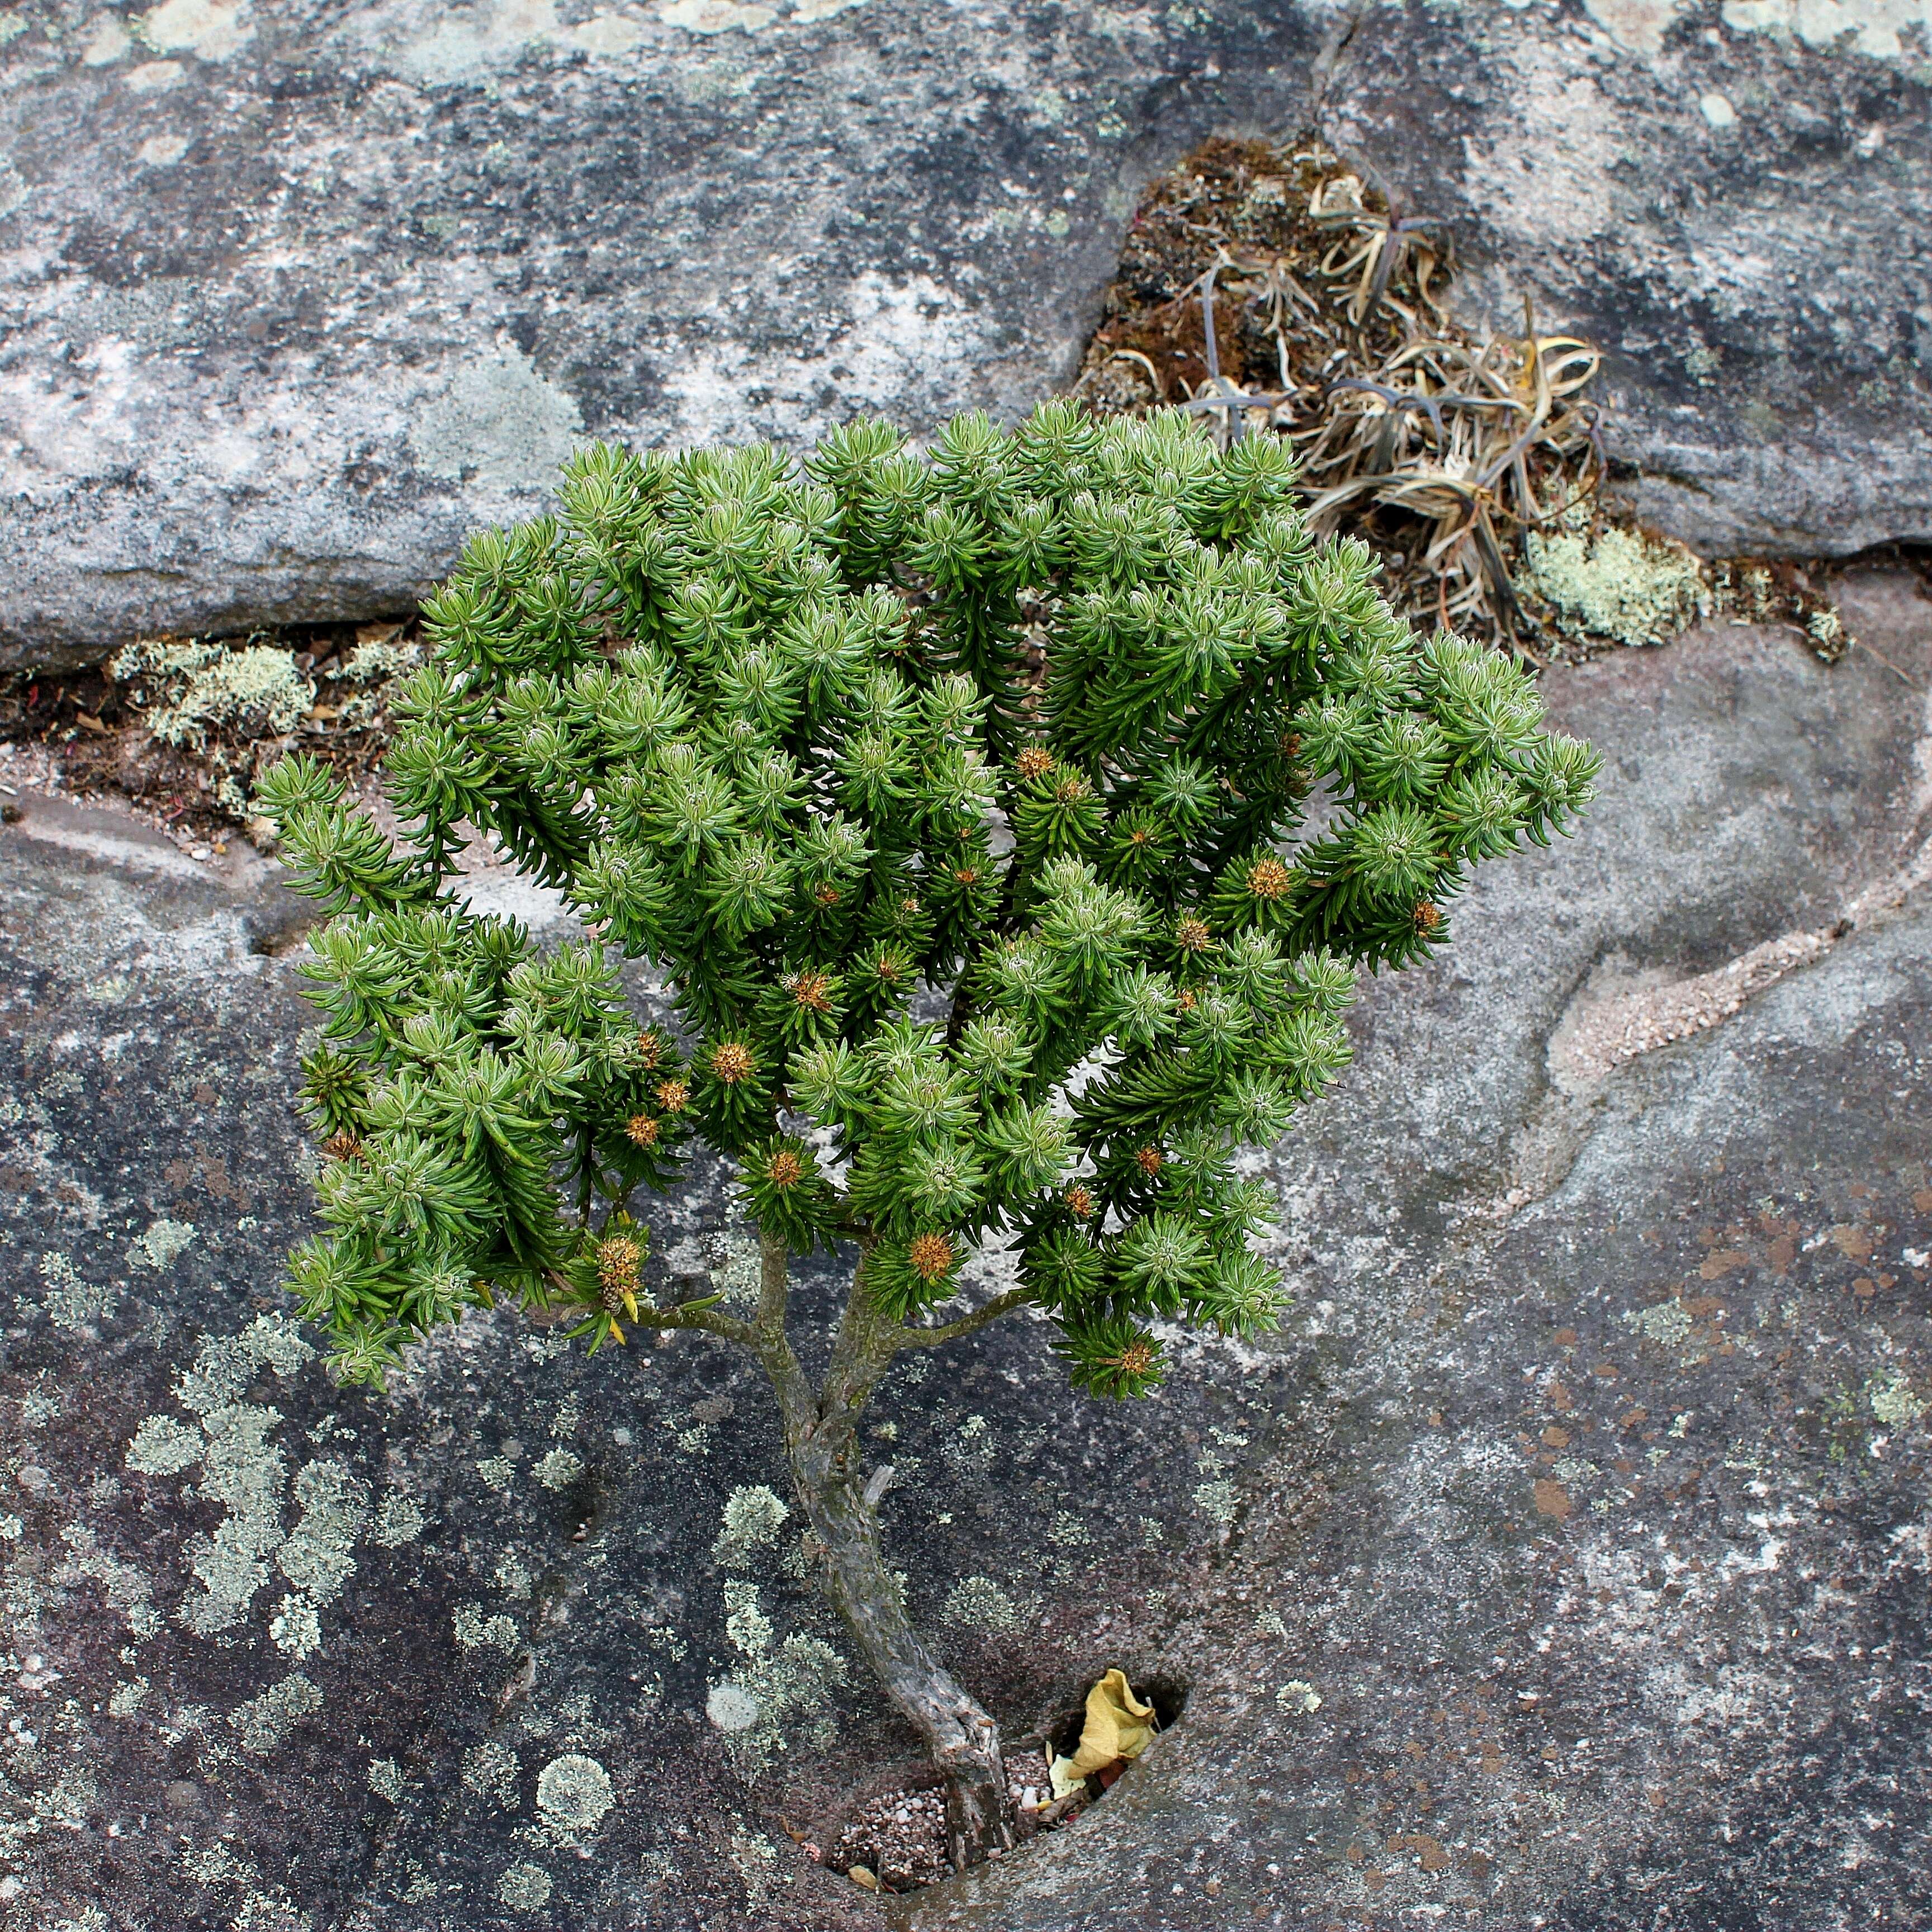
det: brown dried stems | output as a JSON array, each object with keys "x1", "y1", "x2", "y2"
[{"x1": 1074, "y1": 140, "x2": 1605, "y2": 642}]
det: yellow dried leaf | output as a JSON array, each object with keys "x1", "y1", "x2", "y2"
[{"x1": 1048, "y1": 1668, "x2": 1157, "y2": 1797}]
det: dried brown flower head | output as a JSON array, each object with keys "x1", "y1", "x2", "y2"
[
  {"x1": 1175, "y1": 916, "x2": 1212, "y2": 954},
  {"x1": 597, "y1": 1234, "x2": 642, "y2": 1309},
  {"x1": 320, "y1": 1131, "x2": 363, "y2": 1163},
  {"x1": 813, "y1": 883, "x2": 842, "y2": 907},
  {"x1": 624, "y1": 1113, "x2": 660, "y2": 1149},
  {"x1": 1246, "y1": 856, "x2": 1292, "y2": 901},
  {"x1": 1015, "y1": 745, "x2": 1055, "y2": 783},
  {"x1": 655, "y1": 1077, "x2": 690, "y2": 1114},
  {"x1": 768, "y1": 1149, "x2": 804, "y2": 1189},
  {"x1": 1103, "y1": 1338, "x2": 1159, "y2": 1379},
  {"x1": 907, "y1": 1233, "x2": 955, "y2": 1282},
  {"x1": 635, "y1": 1029, "x2": 664, "y2": 1069},
  {"x1": 1134, "y1": 1144, "x2": 1163, "y2": 1178},
  {"x1": 710, "y1": 1043, "x2": 756, "y2": 1085},
  {"x1": 1063, "y1": 1184, "x2": 1096, "y2": 1220},
  {"x1": 787, "y1": 970, "x2": 834, "y2": 1014},
  {"x1": 1413, "y1": 900, "x2": 1442, "y2": 935}
]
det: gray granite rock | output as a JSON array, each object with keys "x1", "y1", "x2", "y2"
[
  {"x1": 1320, "y1": 0, "x2": 1932, "y2": 560},
  {"x1": 0, "y1": 575, "x2": 1927, "y2": 1929},
  {"x1": 911, "y1": 571, "x2": 1932, "y2": 1928},
  {"x1": 0, "y1": 0, "x2": 1322, "y2": 664},
  {"x1": 3, "y1": 1, "x2": 1928, "y2": 666}
]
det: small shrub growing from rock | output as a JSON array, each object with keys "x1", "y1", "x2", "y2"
[{"x1": 257, "y1": 402, "x2": 1598, "y2": 1868}]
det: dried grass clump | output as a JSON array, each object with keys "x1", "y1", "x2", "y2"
[
  {"x1": 1071, "y1": 135, "x2": 1869, "y2": 668},
  {"x1": 1072, "y1": 136, "x2": 1606, "y2": 648}
]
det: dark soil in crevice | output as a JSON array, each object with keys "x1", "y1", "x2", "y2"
[{"x1": 0, "y1": 613, "x2": 418, "y2": 844}]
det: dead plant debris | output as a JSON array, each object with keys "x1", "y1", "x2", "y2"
[
  {"x1": 1073, "y1": 134, "x2": 1853, "y2": 662},
  {"x1": 0, "y1": 618, "x2": 419, "y2": 846}
]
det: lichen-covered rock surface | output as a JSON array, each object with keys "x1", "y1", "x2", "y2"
[
  {"x1": 0, "y1": 574, "x2": 1926, "y2": 1929},
  {"x1": 2, "y1": 0, "x2": 1928, "y2": 664}
]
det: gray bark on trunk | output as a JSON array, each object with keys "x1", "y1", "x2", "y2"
[
  {"x1": 787, "y1": 1426, "x2": 1014, "y2": 1871},
  {"x1": 752, "y1": 1229, "x2": 1014, "y2": 1871}
]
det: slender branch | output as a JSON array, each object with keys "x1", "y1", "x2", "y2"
[
  {"x1": 531, "y1": 1267, "x2": 759, "y2": 1350},
  {"x1": 747, "y1": 1227, "x2": 821, "y2": 1433},
  {"x1": 893, "y1": 1285, "x2": 1038, "y2": 1351},
  {"x1": 818, "y1": 1247, "x2": 898, "y2": 1427},
  {"x1": 635, "y1": 1300, "x2": 758, "y2": 1348},
  {"x1": 755, "y1": 1223, "x2": 790, "y2": 1347}
]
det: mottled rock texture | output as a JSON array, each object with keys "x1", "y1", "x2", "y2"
[
  {"x1": 2, "y1": 0, "x2": 1928, "y2": 665},
  {"x1": 913, "y1": 570, "x2": 1932, "y2": 1930},
  {"x1": 0, "y1": 575, "x2": 1926, "y2": 1929}
]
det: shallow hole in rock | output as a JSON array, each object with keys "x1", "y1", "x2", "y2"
[
  {"x1": 1035, "y1": 1671, "x2": 1188, "y2": 1806},
  {"x1": 817, "y1": 1679, "x2": 1190, "y2": 1894}
]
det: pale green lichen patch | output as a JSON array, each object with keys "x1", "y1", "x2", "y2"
[
  {"x1": 1526, "y1": 521, "x2": 1708, "y2": 648},
  {"x1": 706, "y1": 1225, "x2": 764, "y2": 1310},
  {"x1": 120, "y1": 1314, "x2": 384, "y2": 1675},
  {"x1": 110, "y1": 639, "x2": 314, "y2": 749},
  {"x1": 36, "y1": 1251, "x2": 117, "y2": 1332},
  {"x1": 339, "y1": 634, "x2": 422, "y2": 688},
  {"x1": 368, "y1": 1757, "x2": 404, "y2": 1803},
  {"x1": 723, "y1": 1578, "x2": 773, "y2": 1655},
  {"x1": 464, "y1": 1739, "x2": 520, "y2": 1805},
  {"x1": 713, "y1": 1484, "x2": 789, "y2": 1570},
  {"x1": 409, "y1": 347, "x2": 583, "y2": 493},
  {"x1": 705, "y1": 1578, "x2": 846, "y2": 1781},
  {"x1": 269, "y1": 1594, "x2": 321, "y2": 1659},
  {"x1": 126, "y1": 1414, "x2": 201, "y2": 1475},
  {"x1": 108, "y1": 1676, "x2": 149, "y2": 1717},
  {"x1": 706, "y1": 1680, "x2": 759, "y2": 1731},
  {"x1": 129, "y1": 1217, "x2": 197, "y2": 1271},
  {"x1": 174, "y1": 1313, "x2": 314, "y2": 1412},
  {"x1": 1193, "y1": 1478, "x2": 1239, "y2": 1528},
  {"x1": 497, "y1": 1862, "x2": 553, "y2": 1911},
  {"x1": 454, "y1": 1603, "x2": 522, "y2": 1652},
  {"x1": 277, "y1": 1460, "x2": 370, "y2": 1604},
  {"x1": 940, "y1": 1574, "x2": 1036, "y2": 1634},
  {"x1": 535, "y1": 1753, "x2": 614, "y2": 1832},
  {"x1": 1868, "y1": 1370, "x2": 1926, "y2": 1428},
  {"x1": 228, "y1": 1672, "x2": 321, "y2": 1754},
  {"x1": 60, "y1": 1524, "x2": 161, "y2": 1639},
  {"x1": 532, "y1": 1448, "x2": 583, "y2": 1491},
  {"x1": 372, "y1": 1491, "x2": 427, "y2": 1546},
  {"x1": 1625, "y1": 1299, "x2": 1695, "y2": 1346},
  {"x1": 184, "y1": 1404, "x2": 291, "y2": 1636}
]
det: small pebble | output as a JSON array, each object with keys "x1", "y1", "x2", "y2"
[
  {"x1": 190, "y1": 844, "x2": 212, "y2": 861},
  {"x1": 847, "y1": 1865, "x2": 878, "y2": 1891}
]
